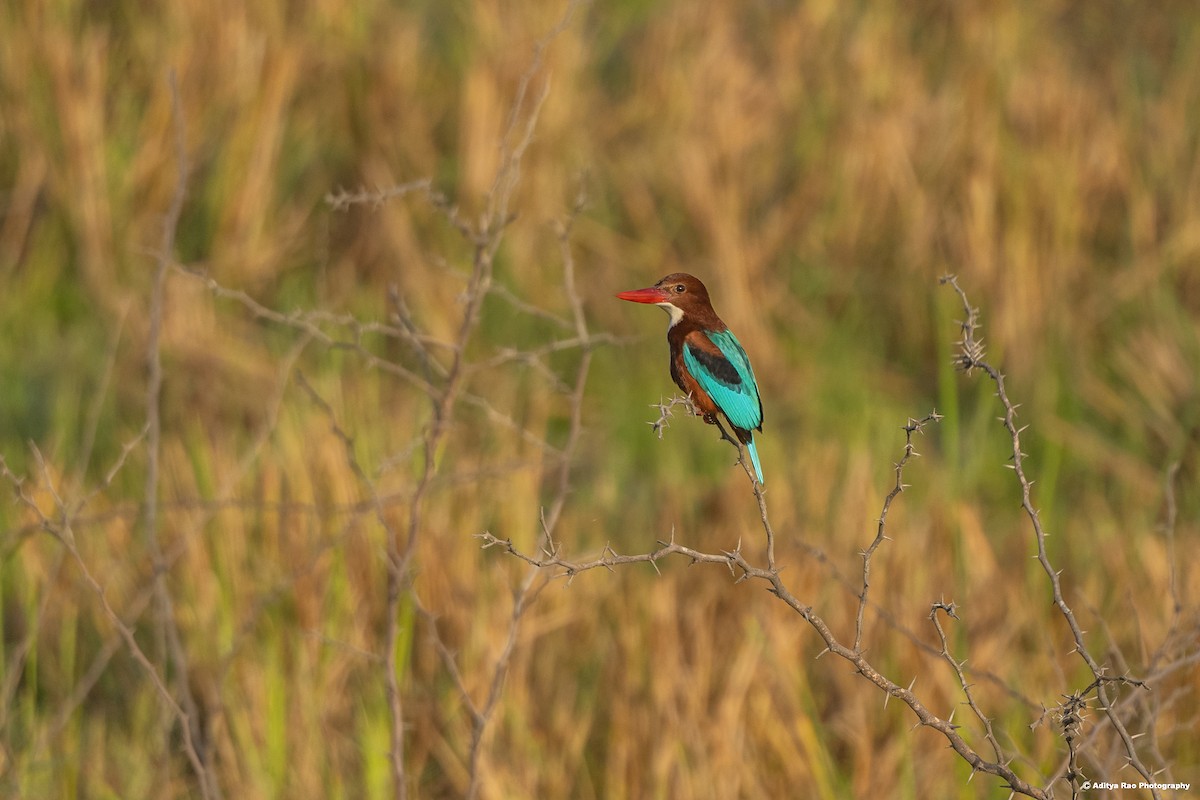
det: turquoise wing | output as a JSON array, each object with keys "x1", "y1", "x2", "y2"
[{"x1": 682, "y1": 329, "x2": 763, "y2": 431}]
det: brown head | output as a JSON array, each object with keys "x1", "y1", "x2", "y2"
[{"x1": 615, "y1": 273, "x2": 720, "y2": 328}]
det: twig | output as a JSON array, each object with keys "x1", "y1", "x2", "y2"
[
  {"x1": 856, "y1": 412, "x2": 942, "y2": 652},
  {"x1": 316, "y1": 5, "x2": 589, "y2": 795},
  {"x1": 929, "y1": 601, "x2": 1006, "y2": 764},
  {"x1": 144, "y1": 70, "x2": 220, "y2": 800},
  {"x1": 325, "y1": 179, "x2": 433, "y2": 212},
  {"x1": 649, "y1": 394, "x2": 699, "y2": 439},
  {"x1": 460, "y1": 111, "x2": 597, "y2": 800},
  {"x1": 482, "y1": 403, "x2": 1049, "y2": 797},
  {"x1": 940, "y1": 274, "x2": 1159, "y2": 796},
  {"x1": 0, "y1": 441, "x2": 216, "y2": 799}
]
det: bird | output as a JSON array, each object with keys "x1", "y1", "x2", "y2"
[{"x1": 616, "y1": 272, "x2": 765, "y2": 484}]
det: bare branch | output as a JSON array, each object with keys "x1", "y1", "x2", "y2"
[
  {"x1": 0, "y1": 439, "x2": 216, "y2": 800},
  {"x1": 929, "y1": 601, "x2": 1006, "y2": 764},
  {"x1": 143, "y1": 70, "x2": 220, "y2": 800},
  {"x1": 940, "y1": 274, "x2": 1162, "y2": 796},
  {"x1": 856, "y1": 411, "x2": 943, "y2": 651},
  {"x1": 481, "y1": 393, "x2": 1053, "y2": 798}
]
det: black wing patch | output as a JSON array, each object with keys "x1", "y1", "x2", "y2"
[{"x1": 686, "y1": 343, "x2": 742, "y2": 387}]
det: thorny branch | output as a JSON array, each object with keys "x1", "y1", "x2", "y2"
[
  {"x1": 649, "y1": 395, "x2": 781, "y2": 568},
  {"x1": 856, "y1": 411, "x2": 942, "y2": 652},
  {"x1": 1039, "y1": 675, "x2": 1149, "y2": 798},
  {"x1": 481, "y1": 276, "x2": 1184, "y2": 798},
  {"x1": 940, "y1": 274, "x2": 1160, "y2": 798},
  {"x1": 482, "y1": 404, "x2": 1047, "y2": 796},
  {"x1": 648, "y1": 394, "x2": 700, "y2": 439},
  {"x1": 929, "y1": 601, "x2": 1006, "y2": 766}
]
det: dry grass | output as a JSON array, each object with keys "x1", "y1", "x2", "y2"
[{"x1": 1, "y1": 0, "x2": 1198, "y2": 798}]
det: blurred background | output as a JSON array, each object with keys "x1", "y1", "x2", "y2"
[{"x1": 1, "y1": 0, "x2": 1197, "y2": 797}]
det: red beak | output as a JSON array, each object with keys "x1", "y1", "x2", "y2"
[{"x1": 616, "y1": 286, "x2": 668, "y2": 304}]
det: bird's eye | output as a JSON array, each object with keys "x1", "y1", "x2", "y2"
[{"x1": 674, "y1": 284, "x2": 686, "y2": 293}]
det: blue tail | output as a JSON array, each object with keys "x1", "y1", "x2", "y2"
[{"x1": 746, "y1": 438, "x2": 764, "y2": 485}]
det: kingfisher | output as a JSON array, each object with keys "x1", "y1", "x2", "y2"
[{"x1": 616, "y1": 273, "x2": 765, "y2": 484}]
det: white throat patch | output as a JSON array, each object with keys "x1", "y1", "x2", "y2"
[{"x1": 656, "y1": 302, "x2": 684, "y2": 328}]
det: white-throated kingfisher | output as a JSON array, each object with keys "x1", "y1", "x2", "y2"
[{"x1": 616, "y1": 273, "x2": 765, "y2": 484}]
